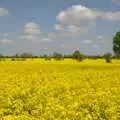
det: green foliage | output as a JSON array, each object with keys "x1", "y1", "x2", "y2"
[
  {"x1": 14, "y1": 52, "x2": 34, "y2": 58},
  {"x1": 103, "y1": 52, "x2": 112, "y2": 63},
  {"x1": 44, "y1": 56, "x2": 51, "y2": 61},
  {"x1": 52, "y1": 52, "x2": 64, "y2": 60},
  {"x1": 113, "y1": 31, "x2": 120, "y2": 56},
  {"x1": 72, "y1": 50, "x2": 84, "y2": 61},
  {"x1": 11, "y1": 58, "x2": 16, "y2": 61}
]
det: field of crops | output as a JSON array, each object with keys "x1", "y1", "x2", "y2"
[{"x1": 0, "y1": 59, "x2": 120, "y2": 120}]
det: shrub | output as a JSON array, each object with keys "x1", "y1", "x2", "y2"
[{"x1": 103, "y1": 53, "x2": 112, "y2": 63}]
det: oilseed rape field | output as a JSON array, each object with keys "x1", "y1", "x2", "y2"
[{"x1": 0, "y1": 59, "x2": 120, "y2": 120}]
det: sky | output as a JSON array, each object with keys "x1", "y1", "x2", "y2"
[{"x1": 0, "y1": 0, "x2": 120, "y2": 55}]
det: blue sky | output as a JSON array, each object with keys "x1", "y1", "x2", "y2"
[{"x1": 0, "y1": 0, "x2": 120, "y2": 55}]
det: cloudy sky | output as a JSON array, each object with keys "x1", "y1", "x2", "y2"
[{"x1": 0, "y1": 0, "x2": 120, "y2": 55}]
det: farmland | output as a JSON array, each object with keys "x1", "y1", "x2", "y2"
[{"x1": 0, "y1": 59, "x2": 120, "y2": 120}]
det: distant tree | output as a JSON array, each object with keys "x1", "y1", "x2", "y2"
[
  {"x1": 20, "y1": 52, "x2": 33, "y2": 58},
  {"x1": 52, "y1": 52, "x2": 63, "y2": 60},
  {"x1": 41, "y1": 54, "x2": 51, "y2": 60},
  {"x1": 45, "y1": 56, "x2": 51, "y2": 61},
  {"x1": 103, "y1": 52, "x2": 112, "y2": 63},
  {"x1": 14, "y1": 52, "x2": 21, "y2": 58},
  {"x1": 11, "y1": 58, "x2": 16, "y2": 61},
  {"x1": 0, "y1": 53, "x2": 5, "y2": 61},
  {"x1": 13, "y1": 52, "x2": 34, "y2": 58},
  {"x1": 43, "y1": 54, "x2": 48, "y2": 58},
  {"x1": 64, "y1": 54, "x2": 73, "y2": 58},
  {"x1": 113, "y1": 31, "x2": 120, "y2": 57},
  {"x1": 72, "y1": 50, "x2": 84, "y2": 61}
]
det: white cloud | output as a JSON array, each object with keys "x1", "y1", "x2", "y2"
[
  {"x1": 54, "y1": 24, "x2": 63, "y2": 30},
  {"x1": 66, "y1": 25, "x2": 81, "y2": 32},
  {"x1": 57, "y1": 5, "x2": 120, "y2": 23},
  {"x1": 24, "y1": 23, "x2": 40, "y2": 29},
  {"x1": 24, "y1": 28, "x2": 41, "y2": 35},
  {"x1": 56, "y1": 5, "x2": 100, "y2": 25},
  {"x1": 81, "y1": 40, "x2": 92, "y2": 44},
  {"x1": 66, "y1": 25, "x2": 89, "y2": 33},
  {"x1": 0, "y1": 39, "x2": 13, "y2": 44},
  {"x1": 24, "y1": 23, "x2": 41, "y2": 34},
  {"x1": 54, "y1": 5, "x2": 99, "y2": 37},
  {"x1": 97, "y1": 35, "x2": 103, "y2": 40},
  {"x1": 0, "y1": 8, "x2": 9, "y2": 16},
  {"x1": 20, "y1": 35, "x2": 36, "y2": 41},
  {"x1": 0, "y1": 33, "x2": 13, "y2": 44},
  {"x1": 22, "y1": 23, "x2": 54, "y2": 43},
  {"x1": 53, "y1": 4, "x2": 120, "y2": 38},
  {"x1": 20, "y1": 35, "x2": 54, "y2": 43},
  {"x1": 48, "y1": 25, "x2": 89, "y2": 38},
  {"x1": 101, "y1": 12, "x2": 120, "y2": 21},
  {"x1": 56, "y1": 4, "x2": 120, "y2": 35}
]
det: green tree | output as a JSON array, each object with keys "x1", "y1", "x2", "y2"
[
  {"x1": 103, "y1": 52, "x2": 112, "y2": 63},
  {"x1": 20, "y1": 52, "x2": 34, "y2": 58},
  {"x1": 113, "y1": 31, "x2": 120, "y2": 57},
  {"x1": 72, "y1": 50, "x2": 84, "y2": 61},
  {"x1": 52, "y1": 52, "x2": 63, "y2": 60}
]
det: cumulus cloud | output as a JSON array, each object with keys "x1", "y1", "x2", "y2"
[
  {"x1": 53, "y1": 4, "x2": 120, "y2": 38},
  {"x1": 53, "y1": 24, "x2": 64, "y2": 30},
  {"x1": 54, "y1": 5, "x2": 97, "y2": 37},
  {"x1": 21, "y1": 22, "x2": 54, "y2": 43},
  {"x1": 20, "y1": 35, "x2": 53, "y2": 43},
  {"x1": 48, "y1": 25, "x2": 89, "y2": 39},
  {"x1": 0, "y1": 33, "x2": 13, "y2": 44},
  {"x1": 97, "y1": 35, "x2": 103, "y2": 40},
  {"x1": 0, "y1": 8, "x2": 9, "y2": 16},
  {"x1": 57, "y1": 5, "x2": 120, "y2": 23},
  {"x1": 56, "y1": 5, "x2": 100, "y2": 25},
  {"x1": 66, "y1": 25, "x2": 89, "y2": 33},
  {"x1": 102, "y1": 12, "x2": 120, "y2": 20},
  {"x1": 52, "y1": 5, "x2": 120, "y2": 37},
  {"x1": 24, "y1": 23, "x2": 41, "y2": 34}
]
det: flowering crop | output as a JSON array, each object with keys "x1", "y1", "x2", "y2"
[{"x1": 0, "y1": 59, "x2": 120, "y2": 120}]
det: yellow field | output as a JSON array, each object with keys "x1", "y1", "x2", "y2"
[{"x1": 0, "y1": 59, "x2": 120, "y2": 120}]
